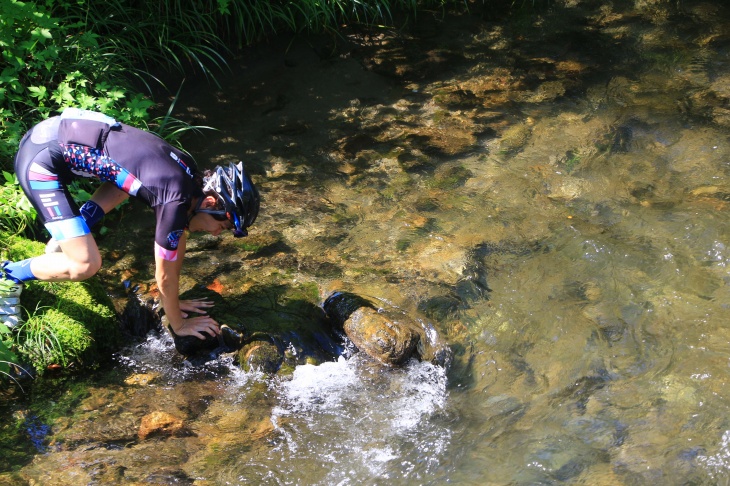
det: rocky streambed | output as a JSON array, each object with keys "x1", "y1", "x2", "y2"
[{"x1": 5, "y1": 0, "x2": 730, "y2": 484}]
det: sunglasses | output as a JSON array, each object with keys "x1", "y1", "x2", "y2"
[{"x1": 196, "y1": 208, "x2": 247, "y2": 238}]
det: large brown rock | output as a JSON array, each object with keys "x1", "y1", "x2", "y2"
[
  {"x1": 323, "y1": 291, "x2": 452, "y2": 367},
  {"x1": 343, "y1": 306, "x2": 420, "y2": 366},
  {"x1": 138, "y1": 411, "x2": 186, "y2": 440}
]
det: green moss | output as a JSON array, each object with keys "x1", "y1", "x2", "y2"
[
  {"x1": 1, "y1": 233, "x2": 120, "y2": 374},
  {"x1": 380, "y1": 173, "x2": 414, "y2": 201},
  {"x1": 425, "y1": 165, "x2": 473, "y2": 189},
  {"x1": 331, "y1": 211, "x2": 358, "y2": 225},
  {"x1": 561, "y1": 150, "x2": 582, "y2": 174},
  {"x1": 17, "y1": 309, "x2": 93, "y2": 371},
  {"x1": 396, "y1": 239, "x2": 412, "y2": 252},
  {"x1": 235, "y1": 241, "x2": 266, "y2": 252},
  {"x1": 432, "y1": 109, "x2": 451, "y2": 125}
]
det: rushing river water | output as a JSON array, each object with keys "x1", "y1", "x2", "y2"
[{"x1": 4, "y1": 0, "x2": 730, "y2": 484}]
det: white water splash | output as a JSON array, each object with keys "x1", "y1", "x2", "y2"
[
  {"x1": 698, "y1": 430, "x2": 730, "y2": 481},
  {"x1": 113, "y1": 330, "x2": 234, "y2": 382},
  {"x1": 264, "y1": 355, "x2": 451, "y2": 484}
]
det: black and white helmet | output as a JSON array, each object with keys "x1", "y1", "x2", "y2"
[{"x1": 201, "y1": 162, "x2": 260, "y2": 237}]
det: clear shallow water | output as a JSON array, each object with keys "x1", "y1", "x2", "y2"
[
  {"x1": 6, "y1": 0, "x2": 730, "y2": 484},
  {"x1": 115, "y1": 335, "x2": 451, "y2": 485}
]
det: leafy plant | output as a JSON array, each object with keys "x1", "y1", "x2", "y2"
[
  {"x1": 0, "y1": 171, "x2": 36, "y2": 238},
  {"x1": 14, "y1": 306, "x2": 66, "y2": 372},
  {"x1": 0, "y1": 1, "x2": 157, "y2": 172},
  {"x1": 0, "y1": 325, "x2": 31, "y2": 391},
  {"x1": 148, "y1": 81, "x2": 217, "y2": 145}
]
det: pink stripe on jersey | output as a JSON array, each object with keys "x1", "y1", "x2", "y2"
[
  {"x1": 154, "y1": 242, "x2": 178, "y2": 261},
  {"x1": 29, "y1": 171, "x2": 58, "y2": 182},
  {"x1": 29, "y1": 162, "x2": 55, "y2": 176},
  {"x1": 121, "y1": 173, "x2": 138, "y2": 193}
]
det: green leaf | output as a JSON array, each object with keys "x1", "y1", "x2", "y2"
[
  {"x1": 31, "y1": 27, "x2": 52, "y2": 40},
  {"x1": 28, "y1": 85, "x2": 47, "y2": 99},
  {"x1": 73, "y1": 189, "x2": 92, "y2": 203},
  {"x1": 52, "y1": 82, "x2": 74, "y2": 104}
]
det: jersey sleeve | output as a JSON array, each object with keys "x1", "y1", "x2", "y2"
[{"x1": 153, "y1": 201, "x2": 189, "y2": 261}]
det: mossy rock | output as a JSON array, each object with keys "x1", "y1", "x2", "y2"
[
  {"x1": 238, "y1": 341, "x2": 284, "y2": 374},
  {"x1": 179, "y1": 282, "x2": 343, "y2": 372},
  {"x1": 2, "y1": 233, "x2": 120, "y2": 373}
]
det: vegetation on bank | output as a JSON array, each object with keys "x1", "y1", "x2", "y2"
[
  {"x1": 0, "y1": 0, "x2": 475, "y2": 380},
  {"x1": 4, "y1": 235, "x2": 119, "y2": 372}
]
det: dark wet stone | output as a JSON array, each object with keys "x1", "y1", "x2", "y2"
[
  {"x1": 167, "y1": 326, "x2": 221, "y2": 357},
  {"x1": 322, "y1": 291, "x2": 373, "y2": 329},
  {"x1": 611, "y1": 124, "x2": 633, "y2": 153},
  {"x1": 220, "y1": 324, "x2": 244, "y2": 350},
  {"x1": 175, "y1": 285, "x2": 344, "y2": 372},
  {"x1": 120, "y1": 293, "x2": 160, "y2": 338}
]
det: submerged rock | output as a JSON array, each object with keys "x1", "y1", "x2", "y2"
[
  {"x1": 238, "y1": 340, "x2": 284, "y2": 374},
  {"x1": 323, "y1": 291, "x2": 452, "y2": 367},
  {"x1": 138, "y1": 411, "x2": 186, "y2": 440},
  {"x1": 119, "y1": 284, "x2": 162, "y2": 338},
  {"x1": 155, "y1": 286, "x2": 451, "y2": 372},
  {"x1": 342, "y1": 306, "x2": 420, "y2": 366}
]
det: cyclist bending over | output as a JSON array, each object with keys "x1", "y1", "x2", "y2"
[{"x1": 0, "y1": 108, "x2": 260, "y2": 342}]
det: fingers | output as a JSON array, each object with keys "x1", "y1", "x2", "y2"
[
  {"x1": 179, "y1": 298, "x2": 215, "y2": 314},
  {"x1": 172, "y1": 314, "x2": 221, "y2": 340},
  {"x1": 187, "y1": 315, "x2": 220, "y2": 339}
]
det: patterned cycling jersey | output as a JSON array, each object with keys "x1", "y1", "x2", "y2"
[
  {"x1": 15, "y1": 110, "x2": 202, "y2": 261},
  {"x1": 61, "y1": 144, "x2": 143, "y2": 195}
]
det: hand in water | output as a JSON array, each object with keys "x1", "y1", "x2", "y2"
[
  {"x1": 179, "y1": 298, "x2": 215, "y2": 318},
  {"x1": 172, "y1": 315, "x2": 221, "y2": 339}
]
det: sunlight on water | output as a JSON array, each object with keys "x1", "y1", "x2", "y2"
[{"x1": 698, "y1": 431, "x2": 730, "y2": 484}]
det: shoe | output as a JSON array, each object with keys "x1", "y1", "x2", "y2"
[
  {"x1": 45, "y1": 238, "x2": 61, "y2": 254},
  {"x1": 0, "y1": 277, "x2": 23, "y2": 328}
]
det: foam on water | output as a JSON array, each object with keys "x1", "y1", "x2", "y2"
[
  {"x1": 698, "y1": 430, "x2": 730, "y2": 481},
  {"x1": 263, "y1": 354, "x2": 451, "y2": 483},
  {"x1": 113, "y1": 330, "x2": 235, "y2": 382}
]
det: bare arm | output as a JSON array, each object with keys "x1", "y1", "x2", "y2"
[
  {"x1": 155, "y1": 231, "x2": 220, "y2": 339},
  {"x1": 90, "y1": 181, "x2": 129, "y2": 213}
]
